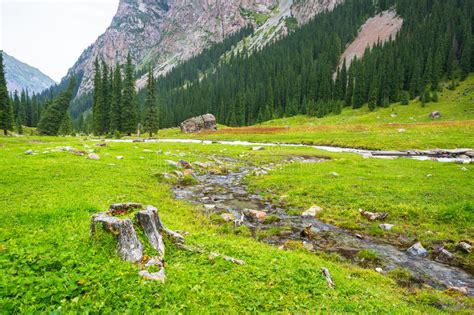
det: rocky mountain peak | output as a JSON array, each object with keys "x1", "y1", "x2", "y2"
[{"x1": 67, "y1": 0, "x2": 344, "y2": 97}]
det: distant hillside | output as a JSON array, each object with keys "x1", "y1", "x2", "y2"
[{"x1": 2, "y1": 51, "x2": 56, "y2": 94}]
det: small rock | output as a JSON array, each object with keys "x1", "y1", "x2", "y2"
[
  {"x1": 220, "y1": 213, "x2": 235, "y2": 222},
  {"x1": 24, "y1": 149, "x2": 33, "y2": 155},
  {"x1": 139, "y1": 157, "x2": 145, "y2": 160},
  {"x1": 456, "y1": 242, "x2": 471, "y2": 254},
  {"x1": 391, "y1": 113, "x2": 398, "y2": 118},
  {"x1": 242, "y1": 209, "x2": 267, "y2": 223},
  {"x1": 204, "y1": 204, "x2": 216, "y2": 210},
  {"x1": 434, "y1": 248, "x2": 454, "y2": 263},
  {"x1": 87, "y1": 153, "x2": 100, "y2": 160},
  {"x1": 359, "y1": 209, "x2": 388, "y2": 221},
  {"x1": 448, "y1": 286, "x2": 469, "y2": 295},
  {"x1": 302, "y1": 206, "x2": 323, "y2": 217},
  {"x1": 397, "y1": 128, "x2": 406, "y2": 133},
  {"x1": 143, "y1": 149, "x2": 153, "y2": 153},
  {"x1": 379, "y1": 224, "x2": 395, "y2": 231},
  {"x1": 165, "y1": 160, "x2": 178, "y2": 167},
  {"x1": 178, "y1": 160, "x2": 193, "y2": 169},
  {"x1": 116, "y1": 156, "x2": 124, "y2": 160},
  {"x1": 303, "y1": 241, "x2": 314, "y2": 251},
  {"x1": 301, "y1": 225, "x2": 321, "y2": 239},
  {"x1": 375, "y1": 267, "x2": 384, "y2": 273},
  {"x1": 426, "y1": 174, "x2": 432, "y2": 177},
  {"x1": 407, "y1": 242, "x2": 428, "y2": 257},
  {"x1": 460, "y1": 167, "x2": 468, "y2": 171},
  {"x1": 138, "y1": 269, "x2": 166, "y2": 283},
  {"x1": 330, "y1": 172, "x2": 339, "y2": 177},
  {"x1": 251, "y1": 146, "x2": 265, "y2": 151}
]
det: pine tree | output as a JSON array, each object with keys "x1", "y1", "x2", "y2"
[
  {"x1": 121, "y1": 54, "x2": 137, "y2": 136},
  {"x1": 38, "y1": 77, "x2": 76, "y2": 136},
  {"x1": 460, "y1": 24, "x2": 472, "y2": 80},
  {"x1": 345, "y1": 67, "x2": 354, "y2": 107},
  {"x1": 100, "y1": 61, "x2": 111, "y2": 134},
  {"x1": 92, "y1": 59, "x2": 104, "y2": 135},
  {"x1": 110, "y1": 64, "x2": 122, "y2": 132},
  {"x1": 59, "y1": 112, "x2": 73, "y2": 135},
  {"x1": 0, "y1": 51, "x2": 14, "y2": 135},
  {"x1": 143, "y1": 68, "x2": 159, "y2": 137},
  {"x1": 400, "y1": 91, "x2": 410, "y2": 105}
]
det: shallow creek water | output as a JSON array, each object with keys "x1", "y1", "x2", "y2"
[
  {"x1": 105, "y1": 138, "x2": 473, "y2": 163},
  {"x1": 172, "y1": 158, "x2": 473, "y2": 296}
]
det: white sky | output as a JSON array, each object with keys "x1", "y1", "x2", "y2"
[{"x1": 1, "y1": 0, "x2": 119, "y2": 81}]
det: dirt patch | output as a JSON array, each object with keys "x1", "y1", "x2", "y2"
[{"x1": 339, "y1": 10, "x2": 403, "y2": 68}]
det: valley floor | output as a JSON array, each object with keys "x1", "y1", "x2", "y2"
[{"x1": 0, "y1": 136, "x2": 472, "y2": 313}]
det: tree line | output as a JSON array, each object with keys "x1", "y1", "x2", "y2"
[{"x1": 91, "y1": 54, "x2": 159, "y2": 136}]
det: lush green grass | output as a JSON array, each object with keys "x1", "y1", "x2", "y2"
[
  {"x1": 249, "y1": 154, "x2": 474, "y2": 268},
  {"x1": 1, "y1": 137, "x2": 472, "y2": 312},
  {"x1": 158, "y1": 76, "x2": 474, "y2": 150}
]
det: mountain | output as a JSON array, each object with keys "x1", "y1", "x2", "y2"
[
  {"x1": 2, "y1": 52, "x2": 56, "y2": 94},
  {"x1": 67, "y1": 0, "x2": 342, "y2": 96}
]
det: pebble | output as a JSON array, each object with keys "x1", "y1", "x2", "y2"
[
  {"x1": 448, "y1": 286, "x2": 469, "y2": 295},
  {"x1": 220, "y1": 213, "x2": 235, "y2": 222},
  {"x1": 407, "y1": 242, "x2": 428, "y2": 257},
  {"x1": 87, "y1": 153, "x2": 100, "y2": 160},
  {"x1": 302, "y1": 206, "x2": 323, "y2": 217},
  {"x1": 251, "y1": 146, "x2": 265, "y2": 151},
  {"x1": 116, "y1": 156, "x2": 124, "y2": 160},
  {"x1": 330, "y1": 172, "x2": 339, "y2": 177},
  {"x1": 375, "y1": 267, "x2": 384, "y2": 273},
  {"x1": 379, "y1": 224, "x2": 395, "y2": 231},
  {"x1": 457, "y1": 242, "x2": 471, "y2": 254},
  {"x1": 25, "y1": 149, "x2": 33, "y2": 155}
]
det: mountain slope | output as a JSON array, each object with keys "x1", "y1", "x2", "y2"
[
  {"x1": 67, "y1": 0, "x2": 342, "y2": 96},
  {"x1": 2, "y1": 52, "x2": 56, "y2": 94}
]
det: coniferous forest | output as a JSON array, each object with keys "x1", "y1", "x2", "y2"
[
  {"x1": 3, "y1": 0, "x2": 473, "y2": 135},
  {"x1": 150, "y1": 0, "x2": 473, "y2": 129}
]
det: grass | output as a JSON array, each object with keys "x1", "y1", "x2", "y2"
[
  {"x1": 1, "y1": 136, "x2": 473, "y2": 312},
  {"x1": 158, "y1": 75, "x2": 474, "y2": 150},
  {"x1": 249, "y1": 153, "x2": 474, "y2": 269}
]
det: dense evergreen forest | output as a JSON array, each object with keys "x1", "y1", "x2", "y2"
[
  {"x1": 152, "y1": 0, "x2": 473, "y2": 128},
  {"x1": 2, "y1": 0, "x2": 473, "y2": 135}
]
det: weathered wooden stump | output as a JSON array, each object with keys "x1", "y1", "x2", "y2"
[{"x1": 90, "y1": 203, "x2": 244, "y2": 284}]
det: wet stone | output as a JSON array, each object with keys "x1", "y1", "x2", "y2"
[{"x1": 407, "y1": 242, "x2": 428, "y2": 257}]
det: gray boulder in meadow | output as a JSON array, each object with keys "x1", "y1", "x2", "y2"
[{"x1": 180, "y1": 114, "x2": 217, "y2": 133}]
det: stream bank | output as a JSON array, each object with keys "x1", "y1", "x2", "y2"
[{"x1": 169, "y1": 156, "x2": 473, "y2": 296}]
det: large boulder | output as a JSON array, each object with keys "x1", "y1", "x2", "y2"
[{"x1": 180, "y1": 114, "x2": 217, "y2": 133}]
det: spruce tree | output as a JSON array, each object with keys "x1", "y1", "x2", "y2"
[
  {"x1": 121, "y1": 54, "x2": 137, "y2": 136},
  {"x1": 37, "y1": 77, "x2": 76, "y2": 136},
  {"x1": 460, "y1": 24, "x2": 472, "y2": 80},
  {"x1": 92, "y1": 59, "x2": 104, "y2": 135},
  {"x1": 110, "y1": 64, "x2": 122, "y2": 132},
  {"x1": 143, "y1": 68, "x2": 159, "y2": 137},
  {"x1": 0, "y1": 51, "x2": 14, "y2": 135},
  {"x1": 59, "y1": 112, "x2": 73, "y2": 135}
]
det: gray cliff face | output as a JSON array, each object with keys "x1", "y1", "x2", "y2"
[{"x1": 68, "y1": 0, "x2": 343, "y2": 96}]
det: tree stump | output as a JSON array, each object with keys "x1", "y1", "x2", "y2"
[{"x1": 91, "y1": 203, "x2": 245, "y2": 283}]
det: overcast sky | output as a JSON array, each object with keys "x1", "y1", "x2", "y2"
[{"x1": 1, "y1": 0, "x2": 119, "y2": 81}]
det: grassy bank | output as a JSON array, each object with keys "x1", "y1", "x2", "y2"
[
  {"x1": 1, "y1": 137, "x2": 472, "y2": 312},
  {"x1": 248, "y1": 153, "x2": 474, "y2": 269}
]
